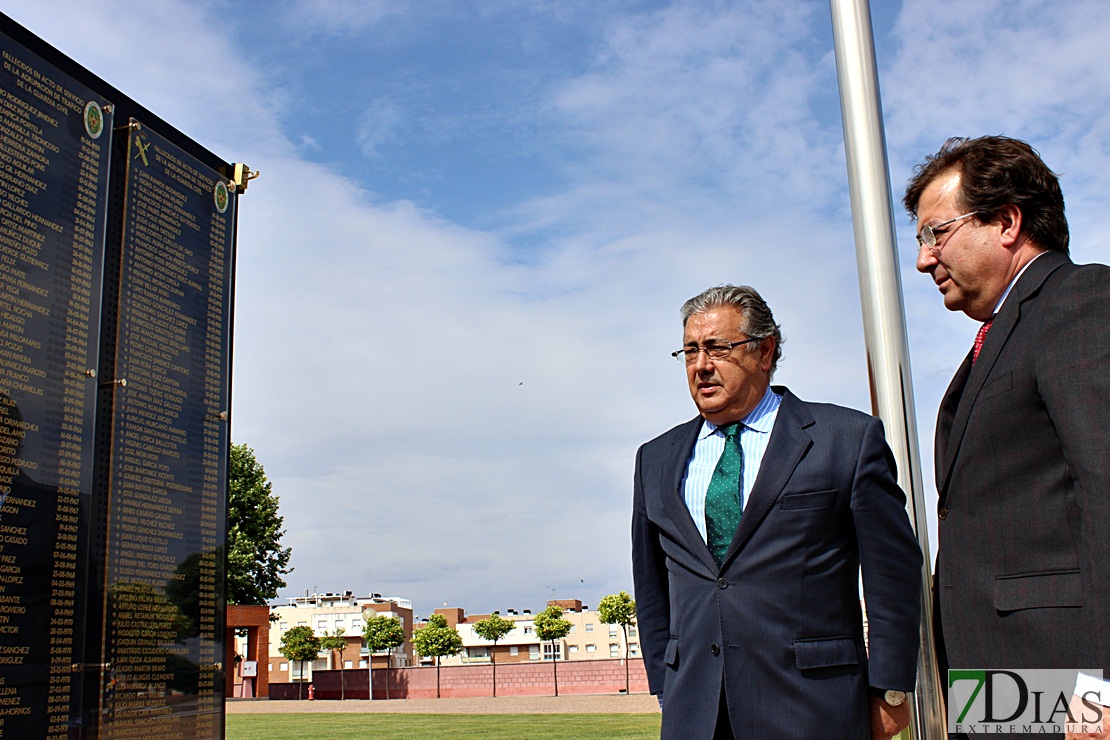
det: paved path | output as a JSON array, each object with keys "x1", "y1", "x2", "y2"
[{"x1": 226, "y1": 693, "x2": 659, "y2": 715}]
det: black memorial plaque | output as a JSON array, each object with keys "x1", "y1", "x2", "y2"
[
  {"x1": 98, "y1": 120, "x2": 232, "y2": 738},
  {"x1": 0, "y1": 14, "x2": 239, "y2": 739},
  {"x1": 0, "y1": 32, "x2": 112, "y2": 739}
]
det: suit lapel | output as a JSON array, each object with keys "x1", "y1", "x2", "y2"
[
  {"x1": 723, "y1": 389, "x2": 813, "y2": 566},
  {"x1": 935, "y1": 354, "x2": 972, "y2": 504},
  {"x1": 659, "y1": 417, "x2": 719, "y2": 573},
  {"x1": 937, "y1": 251, "x2": 1070, "y2": 499}
]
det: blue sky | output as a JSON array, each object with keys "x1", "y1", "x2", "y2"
[{"x1": 8, "y1": 0, "x2": 1109, "y2": 619}]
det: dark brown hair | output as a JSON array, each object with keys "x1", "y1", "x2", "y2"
[{"x1": 903, "y1": 135, "x2": 1068, "y2": 254}]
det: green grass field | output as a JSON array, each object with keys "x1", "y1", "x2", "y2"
[{"x1": 226, "y1": 713, "x2": 661, "y2": 739}]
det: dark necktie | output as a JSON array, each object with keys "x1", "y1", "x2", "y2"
[
  {"x1": 705, "y1": 423, "x2": 743, "y2": 567},
  {"x1": 972, "y1": 318, "x2": 994, "y2": 364}
]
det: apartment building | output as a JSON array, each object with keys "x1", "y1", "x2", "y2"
[
  {"x1": 428, "y1": 599, "x2": 639, "y2": 667},
  {"x1": 262, "y1": 590, "x2": 415, "y2": 683}
]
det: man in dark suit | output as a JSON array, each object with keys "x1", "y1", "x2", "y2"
[
  {"x1": 632, "y1": 285, "x2": 922, "y2": 740},
  {"x1": 904, "y1": 136, "x2": 1109, "y2": 736}
]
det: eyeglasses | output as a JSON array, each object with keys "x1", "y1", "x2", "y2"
[
  {"x1": 672, "y1": 337, "x2": 763, "y2": 363},
  {"x1": 916, "y1": 211, "x2": 978, "y2": 253}
]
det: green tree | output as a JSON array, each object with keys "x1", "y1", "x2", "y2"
[
  {"x1": 472, "y1": 612, "x2": 516, "y2": 697},
  {"x1": 227, "y1": 443, "x2": 293, "y2": 604},
  {"x1": 533, "y1": 605, "x2": 572, "y2": 697},
  {"x1": 411, "y1": 613, "x2": 463, "y2": 698},
  {"x1": 319, "y1": 629, "x2": 348, "y2": 700},
  {"x1": 598, "y1": 591, "x2": 637, "y2": 695},
  {"x1": 363, "y1": 615, "x2": 406, "y2": 700},
  {"x1": 278, "y1": 626, "x2": 320, "y2": 699}
]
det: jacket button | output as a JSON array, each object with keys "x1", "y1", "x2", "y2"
[
  {"x1": 716, "y1": 578, "x2": 728, "y2": 589},
  {"x1": 939, "y1": 507, "x2": 948, "y2": 520},
  {"x1": 711, "y1": 644, "x2": 720, "y2": 656}
]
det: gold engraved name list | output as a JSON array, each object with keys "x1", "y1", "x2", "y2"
[
  {"x1": 101, "y1": 121, "x2": 230, "y2": 738},
  {"x1": 0, "y1": 36, "x2": 111, "y2": 739}
]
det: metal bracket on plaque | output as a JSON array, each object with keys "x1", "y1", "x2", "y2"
[
  {"x1": 73, "y1": 662, "x2": 112, "y2": 672},
  {"x1": 98, "y1": 378, "x2": 127, "y2": 388},
  {"x1": 230, "y1": 163, "x2": 259, "y2": 193},
  {"x1": 85, "y1": 369, "x2": 96, "y2": 378}
]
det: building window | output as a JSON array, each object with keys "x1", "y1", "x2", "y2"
[
  {"x1": 509, "y1": 646, "x2": 519, "y2": 656},
  {"x1": 529, "y1": 646, "x2": 540, "y2": 660},
  {"x1": 629, "y1": 626, "x2": 638, "y2": 638},
  {"x1": 585, "y1": 623, "x2": 594, "y2": 632},
  {"x1": 568, "y1": 624, "x2": 576, "y2": 633},
  {"x1": 568, "y1": 645, "x2": 578, "y2": 653},
  {"x1": 279, "y1": 622, "x2": 288, "y2": 630},
  {"x1": 585, "y1": 644, "x2": 596, "y2": 653},
  {"x1": 543, "y1": 643, "x2": 563, "y2": 661},
  {"x1": 524, "y1": 627, "x2": 533, "y2": 635},
  {"x1": 610, "y1": 643, "x2": 620, "y2": 658},
  {"x1": 609, "y1": 625, "x2": 619, "y2": 637},
  {"x1": 279, "y1": 662, "x2": 288, "y2": 671},
  {"x1": 629, "y1": 643, "x2": 639, "y2": 657}
]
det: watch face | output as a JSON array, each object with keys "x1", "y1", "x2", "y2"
[{"x1": 884, "y1": 690, "x2": 907, "y2": 706}]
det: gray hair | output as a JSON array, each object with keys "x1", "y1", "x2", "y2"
[{"x1": 680, "y1": 285, "x2": 784, "y2": 372}]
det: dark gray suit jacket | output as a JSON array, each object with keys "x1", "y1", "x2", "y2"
[
  {"x1": 934, "y1": 251, "x2": 1110, "y2": 678},
  {"x1": 632, "y1": 388, "x2": 922, "y2": 739}
]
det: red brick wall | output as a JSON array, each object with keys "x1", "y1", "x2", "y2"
[
  {"x1": 280, "y1": 658, "x2": 649, "y2": 700},
  {"x1": 226, "y1": 605, "x2": 272, "y2": 698}
]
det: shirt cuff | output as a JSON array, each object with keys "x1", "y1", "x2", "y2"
[{"x1": 1074, "y1": 672, "x2": 1108, "y2": 705}]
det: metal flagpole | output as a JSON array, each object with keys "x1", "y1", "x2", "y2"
[{"x1": 828, "y1": 0, "x2": 946, "y2": 737}]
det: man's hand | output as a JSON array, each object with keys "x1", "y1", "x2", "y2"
[
  {"x1": 1065, "y1": 692, "x2": 1108, "y2": 739},
  {"x1": 871, "y1": 695, "x2": 910, "y2": 740}
]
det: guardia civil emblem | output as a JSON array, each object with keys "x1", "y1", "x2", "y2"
[
  {"x1": 84, "y1": 101, "x2": 104, "y2": 139},
  {"x1": 213, "y1": 180, "x2": 229, "y2": 214}
]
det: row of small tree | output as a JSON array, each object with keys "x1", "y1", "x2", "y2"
[
  {"x1": 278, "y1": 613, "x2": 407, "y2": 699},
  {"x1": 412, "y1": 592, "x2": 637, "y2": 699},
  {"x1": 277, "y1": 592, "x2": 638, "y2": 700}
]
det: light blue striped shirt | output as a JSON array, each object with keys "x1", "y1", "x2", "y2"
[{"x1": 682, "y1": 386, "x2": 782, "y2": 542}]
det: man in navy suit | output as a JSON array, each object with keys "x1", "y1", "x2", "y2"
[
  {"x1": 632, "y1": 285, "x2": 922, "y2": 739},
  {"x1": 904, "y1": 136, "x2": 1109, "y2": 737}
]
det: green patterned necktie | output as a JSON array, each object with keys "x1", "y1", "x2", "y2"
[{"x1": 705, "y1": 423, "x2": 743, "y2": 567}]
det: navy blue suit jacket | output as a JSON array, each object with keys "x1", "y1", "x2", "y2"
[{"x1": 632, "y1": 388, "x2": 922, "y2": 739}]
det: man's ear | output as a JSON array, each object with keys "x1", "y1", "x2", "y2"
[
  {"x1": 759, "y1": 337, "x2": 775, "y2": 372},
  {"x1": 998, "y1": 203, "x2": 1023, "y2": 248}
]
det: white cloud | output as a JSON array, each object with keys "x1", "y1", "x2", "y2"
[
  {"x1": 354, "y1": 98, "x2": 405, "y2": 157},
  {"x1": 282, "y1": 0, "x2": 409, "y2": 36}
]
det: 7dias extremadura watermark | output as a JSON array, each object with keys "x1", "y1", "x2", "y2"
[{"x1": 949, "y1": 669, "x2": 1104, "y2": 735}]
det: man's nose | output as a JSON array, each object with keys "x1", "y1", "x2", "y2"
[
  {"x1": 915, "y1": 243, "x2": 937, "y2": 273},
  {"x1": 690, "y1": 349, "x2": 714, "y2": 372}
]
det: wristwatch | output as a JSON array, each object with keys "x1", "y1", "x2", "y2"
[{"x1": 873, "y1": 688, "x2": 907, "y2": 707}]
